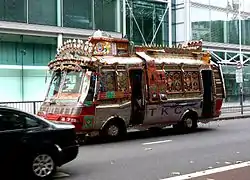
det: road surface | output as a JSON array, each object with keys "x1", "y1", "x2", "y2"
[{"x1": 56, "y1": 118, "x2": 250, "y2": 180}]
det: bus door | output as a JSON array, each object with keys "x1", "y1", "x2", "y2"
[
  {"x1": 211, "y1": 65, "x2": 225, "y2": 117},
  {"x1": 129, "y1": 68, "x2": 146, "y2": 125},
  {"x1": 201, "y1": 69, "x2": 214, "y2": 117}
]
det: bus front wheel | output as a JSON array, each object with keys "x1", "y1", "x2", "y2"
[{"x1": 101, "y1": 120, "x2": 127, "y2": 140}]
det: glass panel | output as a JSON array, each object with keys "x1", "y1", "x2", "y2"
[
  {"x1": 84, "y1": 73, "x2": 96, "y2": 102},
  {"x1": 221, "y1": 65, "x2": 238, "y2": 103},
  {"x1": 95, "y1": 0, "x2": 116, "y2": 31},
  {"x1": 46, "y1": 71, "x2": 64, "y2": 100},
  {"x1": 28, "y1": 0, "x2": 57, "y2": 26},
  {"x1": 243, "y1": 65, "x2": 250, "y2": 102},
  {"x1": 126, "y1": 0, "x2": 171, "y2": 45},
  {"x1": 0, "y1": 0, "x2": 27, "y2": 23},
  {"x1": 191, "y1": 6, "x2": 250, "y2": 45},
  {"x1": 25, "y1": 116, "x2": 41, "y2": 128},
  {"x1": 63, "y1": 0, "x2": 93, "y2": 29},
  {"x1": 227, "y1": 13, "x2": 239, "y2": 44},
  {"x1": 210, "y1": 11, "x2": 227, "y2": 43},
  {"x1": 0, "y1": 112, "x2": 24, "y2": 131},
  {"x1": 117, "y1": 71, "x2": 129, "y2": 92},
  {"x1": 80, "y1": 71, "x2": 92, "y2": 103},
  {"x1": 191, "y1": 7, "x2": 210, "y2": 41},
  {"x1": 61, "y1": 71, "x2": 84, "y2": 94},
  {"x1": 100, "y1": 71, "x2": 116, "y2": 92},
  {"x1": 0, "y1": 69, "x2": 22, "y2": 102}
]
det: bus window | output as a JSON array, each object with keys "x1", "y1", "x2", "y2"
[{"x1": 46, "y1": 71, "x2": 63, "y2": 100}]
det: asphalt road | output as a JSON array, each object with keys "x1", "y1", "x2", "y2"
[{"x1": 57, "y1": 118, "x2": 250, "y2": 180}]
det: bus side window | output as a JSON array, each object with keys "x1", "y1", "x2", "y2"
[
  {"x1": 157, "y1": 70, "x2": 168, "y2": 101},
  {"x1": 148, "y1": 72, "x2": 160, "y2": 102}
]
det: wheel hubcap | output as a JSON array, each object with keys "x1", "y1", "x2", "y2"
[
  {"x1": 185, "y1": 118, "x2": 193, "y2": 128},
  {"x1": 32, "y1": 154, "x2": 54, "y2": 178},
  {"x1": 108, "y1": 125, "x2": 119, "y2": 136}
]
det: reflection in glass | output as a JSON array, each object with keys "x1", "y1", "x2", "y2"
[
  {"x1": 46, "y1": 71, "x2": 63, "y2": 100},
  {"x1": 95, "y1": 0, "x2": 116, "y2": 31},
  {"x1": 63, "y1": 0, "x2": 93, "y2": 29},
  {"x1": 126, "y1": 0, "x2": 171, "y2": 45},
  {"x1": 0, "y1": 0, "x2": 27, "y2": 23},
  {"x1": 28, "y1": 0, "x2": 56, "y2": 26},
  {"x1": 191, "y1": 7, "x2": 250, "y2": 45},
  {"x1": 61, "y1": 71, "x2": 84, "y2": 94}
]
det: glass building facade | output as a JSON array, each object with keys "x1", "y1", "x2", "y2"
[
  {"x1": 189, "y1": 0, "x2": 250, "y2": 103},
  {"x1": 125, "y1": 0, "x2": 176, "y2": 45},
  {"x1": 0, "y1": 0, "x2": 175, "y2": 102}
]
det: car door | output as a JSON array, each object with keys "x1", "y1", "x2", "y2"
[
  {"x1": 0, "y1": 109, "x2": 26, "y2": 172},
  {"x1": 19, "y1": 114, "x2": 47, "y2": 151}
]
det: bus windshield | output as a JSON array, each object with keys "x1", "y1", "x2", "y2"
[
  {"x1": 45, "y1": 69, "x2": 96, "y2": 104},
  {"x1": 57, "y1": 70, "x2": 84, "y2": 101}
]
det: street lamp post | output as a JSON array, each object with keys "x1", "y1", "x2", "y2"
[{"x1": 238, "y1": 0, "x2": 244, "y2": 114}]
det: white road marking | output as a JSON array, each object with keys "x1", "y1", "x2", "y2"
[
  {"x1": 144, "y1": 147, "x2": 153, "y2": 151},
  {"x1": 171, "y1": 172, "x2": 181, "y2": 176},
  {"x1": 160, "y1": 161, "x2": 250, "y2": 180},
  {"x1": 142, "y1": 140, "x2": 172, "y2": 146}
]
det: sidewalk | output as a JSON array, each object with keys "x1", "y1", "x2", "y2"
[
  {"x1": 163, "y1": 161, "x2": 250, "y2": 180},
  {"x1": 216, "y1": 111, "x2": 250, "y2": 121},
  {"x1": 191, "y1": 163, "x2": 250, "y2": 180}
]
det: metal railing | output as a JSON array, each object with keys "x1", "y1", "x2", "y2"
[
  {"x1": 0, "y1": 100, "x2": 250, "y2": 115},
  {"x1": 0, "y1": 101, "x2": 43, "y2": 114}
]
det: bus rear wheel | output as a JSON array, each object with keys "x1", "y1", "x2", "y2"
[{"x1": 174, "y1": 113, "x2": 198, "y2": 132}]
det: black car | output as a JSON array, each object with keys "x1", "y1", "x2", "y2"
[{"x1": 0, "y1": 106, "x2": 79, "y2": 179}]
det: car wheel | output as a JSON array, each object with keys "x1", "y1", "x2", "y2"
[{"x1": 31, "y1": 153, "x2": 56, "y2": 179}]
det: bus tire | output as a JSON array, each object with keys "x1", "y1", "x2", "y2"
[
  {"x1": 182, "y1": 112, "x2": 198, "y2": 131},
  {"x1": 101, "y1": 119, "x2": 127, "y2": 140},
  {"x1": 174, "y1": 112, "x2": 198, "y2": 132}
]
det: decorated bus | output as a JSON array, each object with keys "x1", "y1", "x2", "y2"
[{"x1": 37, "y1": 30, "x2": 225, "y2": 140}]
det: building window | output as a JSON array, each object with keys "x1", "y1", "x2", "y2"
[
  {"x1": 95, "y1": 0, "x2": 116, "y2": 32},
  {"x1": 126, "y1": 0, "x2": 175, "y2": 45},
  {"x1": 0, "y1": 0, "x2": 27, "y2": 23},
  {"x1": 63, "y1": 0, "x2": 93, "y2": 29},
  {"x1": 28, "y1": 0, "x2": 57, "y2": 26}
]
